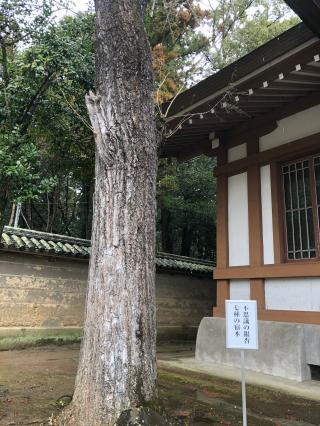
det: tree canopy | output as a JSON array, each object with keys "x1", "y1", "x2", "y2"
[{"x1": 0, "y1": 0, "x2": 298, "y2": 258}]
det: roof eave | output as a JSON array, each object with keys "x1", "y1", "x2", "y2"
[
  {"x1": 163, "y1": 23, "x2": 316, "y2": 120},
  {"x1": 284, "y1": 0, "x2": 320, "y2": 38}
]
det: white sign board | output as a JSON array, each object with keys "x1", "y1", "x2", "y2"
[{"x1": 226, "y1": 300, "x2": 258, "y2": 350}]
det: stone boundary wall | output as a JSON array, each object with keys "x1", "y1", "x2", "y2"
[{"x1": 0, "y1": 251, "x2": 216, "y2": 348}]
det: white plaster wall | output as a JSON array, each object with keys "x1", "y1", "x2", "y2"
[
  {"x1": 229, "y1": 280, "x2": 251, "y2": 300},
  {"x1": 265, "y1": 278, "x2": 320, "y2": 311},
  {"x1": 260, "y1": 165, "x2": 275, "y2": 265},
  {"x1": 228, "y1": 143, "x2": 247, "y2": 163},
  {"x1": 259, "y1": 104, "x2": 320, "y2": 152},
  {"x1": 228, "y1": 172, "x2": 250, "y2": 266}
]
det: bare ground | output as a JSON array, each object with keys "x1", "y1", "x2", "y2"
[{"x1": 0, "y1": 343, "x2": 320, "y2": 425}]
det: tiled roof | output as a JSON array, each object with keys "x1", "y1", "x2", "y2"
[
  {"x1": 1, "y1": 227, "x2": 90, "y2": 258},
  {"x1": 156, "y1": 252, "x2": 214, "y2": 275},
  {"x1": 0, "y1": 227, "x2": 214, "y2": 276}
]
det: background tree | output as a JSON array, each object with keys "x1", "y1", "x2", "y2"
[
  {"x1": 0, "y1": 0, "x2": 67, "y2": 234},
  {"x1": 0, "y1": 0, "x2": 298, "y2": 261},
  {"x1": 157, "y1": 155, "x2": 216, "y2": 259},
  {"x1": 204, "y1": 0, "x2": 298, "y2": 73},
  {"x1": 25, "y1": 13, "x2": 95, "y2": 237},
  {"x1": 146, "y1": 0, "x2": 210, "y2": 102}
]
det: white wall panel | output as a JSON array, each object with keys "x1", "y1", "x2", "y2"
[
  {"x1": 260, "y1": 165, "x2": 275, "y2": 264},
  {"x1": 229, "y1": 280, "x2": 251, "y2": 300},
  {"x1": 260, "y1": 104, "x2": 320, "y2": 152},
  {"x1": 228, "y1": 143, "x2": 247, "y2": 163},
  {"x1": 228, "y1": 172, "x2": 250, "y2": 266},
  {"x1": 265, "y1": 278, "x2": 320, "y2": 311}
]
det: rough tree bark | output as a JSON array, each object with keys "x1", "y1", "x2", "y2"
[
  {"x1": 56, "y1": 1, "x2": 158, "y2": 425},
  {"x1": 80, "y1": 181, "x2": 92, "y2": 239}
]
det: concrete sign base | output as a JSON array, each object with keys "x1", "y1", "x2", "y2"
[{"x1": 196, "y1": 317, "x2": 320, "y2": 382}]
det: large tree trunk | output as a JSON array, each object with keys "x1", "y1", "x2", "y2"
[
  {"x1": 56, "y1": 1, "x2": 158, "y2": 425},
  {"x1": 80, "y1": 180, "x2": 92, "y2": 240}
]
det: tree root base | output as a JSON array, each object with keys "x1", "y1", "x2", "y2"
[
  {"x1": 52, "y1": 405, "x2": 168, "y2": 426},
  {"x1": 116, "y1": 407, "x2": 167, "y2": 425}
]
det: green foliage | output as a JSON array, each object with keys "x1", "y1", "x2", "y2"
[
  {"x1": 0, "y1": 0, "x2": 300, "y2": 256},
  {"x1": 0, "y1": 3, "x2": 95, "y2": 235},
  {"x1": 157, "y1": 156, "x2": 216, "y2": 259},
  {"x1": 22, "y1": 13, "x2": 95, "y2": 236},
  {"x1": 145, "y1": 0, "x2": 210, "y2": 101},
  {"x1": 0, "y1": 0, "x2": 66, "y2": 231},
  {"x1": 0, "y1": 132, "x2": 56, "y2": 202},
  {"x1": 207, "y1": 0, "x2": 299, "y2": 72}
]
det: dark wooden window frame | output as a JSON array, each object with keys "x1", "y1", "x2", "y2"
[{"x1": 281, "y1": 153, "x2": 320, "y2": 262}]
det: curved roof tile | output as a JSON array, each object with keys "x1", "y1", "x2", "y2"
[{"x1": 0, "y1": 227, "x2": 214, "y2": 276}]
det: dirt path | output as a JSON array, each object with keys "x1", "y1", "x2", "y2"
[{"x1": 0, "y1": 344, "x2": 319, "y2": 425}]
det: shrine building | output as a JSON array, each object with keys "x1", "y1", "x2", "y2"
[{"x1": 162, "y1": 2, "x2": 320, "y2": 381}]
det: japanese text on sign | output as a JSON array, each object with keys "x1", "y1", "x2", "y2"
[{"x1": 226, "y1": 300, "x2": 258, "y2": 350}]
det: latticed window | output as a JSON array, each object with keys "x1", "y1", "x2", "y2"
[{"x1": 282, "y1": 155, "x2": 320, "y2": 260}]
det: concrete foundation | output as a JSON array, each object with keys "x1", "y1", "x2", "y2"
[{"x1": 196, "y1": 317, "x2": 320, "y2": 381}]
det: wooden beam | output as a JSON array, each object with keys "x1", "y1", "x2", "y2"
[
  {"x1": 238, "y1": 95, "x2": 296, "y2": 102},
  {"x1": 260, "y1": 83, "x2": 314, "y2": 91},
  {"x1": 218, "y1": 89, "x2": 320, "y2": 147},
  {"x1": 176, "y1": 143, "x2": 217, "y2": 162},
  {"x1": 214, "y1": 261, "x2": 320, "y2": 279},
  {"x1": 247, "y1": 141, "x2": 266, "y2": 311},
  {"x1": 248, "y1": 170, "x2": 263, "y2": 264},
  {"x1": 270, "y1": 162, "x2": 285, "y2": 264},
  {"x1": 259, "y1": 309, "x2": 320, "y2": 325},
  {"x1": 298, "y1": 64, "x2": 320, "y2": 76},
  {"x1": 216, "y1": 146, "x2": 229, "y2": 268},
  {"x1": 213, "y1": 280, "x2": 229, "y2": 317},
  {"x1": 220, "y1": 120, "x2": 278, "y2": 149},
  {"x1": 281, "y1": 73, "x2": 320, "y2": 84},
  {"x1": 250, "y1": 279, "x2": 265, "y2": 314},
  {"x1": 216, "y1": 132, "x2": 320, "y2": 177},
  {"x1": 213, "y1": 146, "x2": 229, "y2": 318}
]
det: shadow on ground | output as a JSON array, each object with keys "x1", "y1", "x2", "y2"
[{"x1": 0, "y1": 343, "x2": 320, "y2": 425}]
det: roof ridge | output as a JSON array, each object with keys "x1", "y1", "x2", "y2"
[
  {"x1": 1, "y1": 227, "x2": 215, "y2": 273},
  {"x1": 3, "y1": 226, "x2": 91, "y2": 246},
  {"x1": 157, "y1": 251, "x2": 215, "y2": 265}
]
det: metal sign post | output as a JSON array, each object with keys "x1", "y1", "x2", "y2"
[
  {"x1": 226, "y1": 300, "x2": 258, "y2": 426},
  {"x1": 240, "y1": 350, "x2": 247, "y2": 426}
]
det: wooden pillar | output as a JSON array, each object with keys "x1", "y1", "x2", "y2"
[
  {"x1": 213, "y1": 146, "x2": 229, "y2": 317},
  {"x1": 270, "y1": 162, "x2": 284, "y2": 264},
  {"x1": 247, "y1": 139, "x2": 266, "y2": 314},
  {"x1": 250, "y1": 279, "x2": 265, "y2": 311}
]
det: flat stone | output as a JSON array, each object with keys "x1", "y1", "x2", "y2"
[{"x1": 116, "y1": 407, "x2": 168, "y2": 426}]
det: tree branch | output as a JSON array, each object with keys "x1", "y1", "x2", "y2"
[{"x1": 19, "y1": 70, "x2": 56, "y2": 131}]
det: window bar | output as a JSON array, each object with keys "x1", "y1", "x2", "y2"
[
  {"x1": 288, "y1": 165, "x2": 296, "y2": 259},
  {"x1": 294, "y1": 163, "x2": 303, "y2": 259},
  {"x1": 284, "y1": 165, "x2": 294, "y2": 259},
  {"x1": 310, "y1": 157, "x2": 320, "y2": 258},
  {"x1": 302, "y1": 161, "x2": 311, "y2": 258},
  {"x1": 314, "y1": 156, "x2": 320, "y2": 245},
  {"x1": 283, "y1": 156, "x2": 320, "y2": 261}
]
